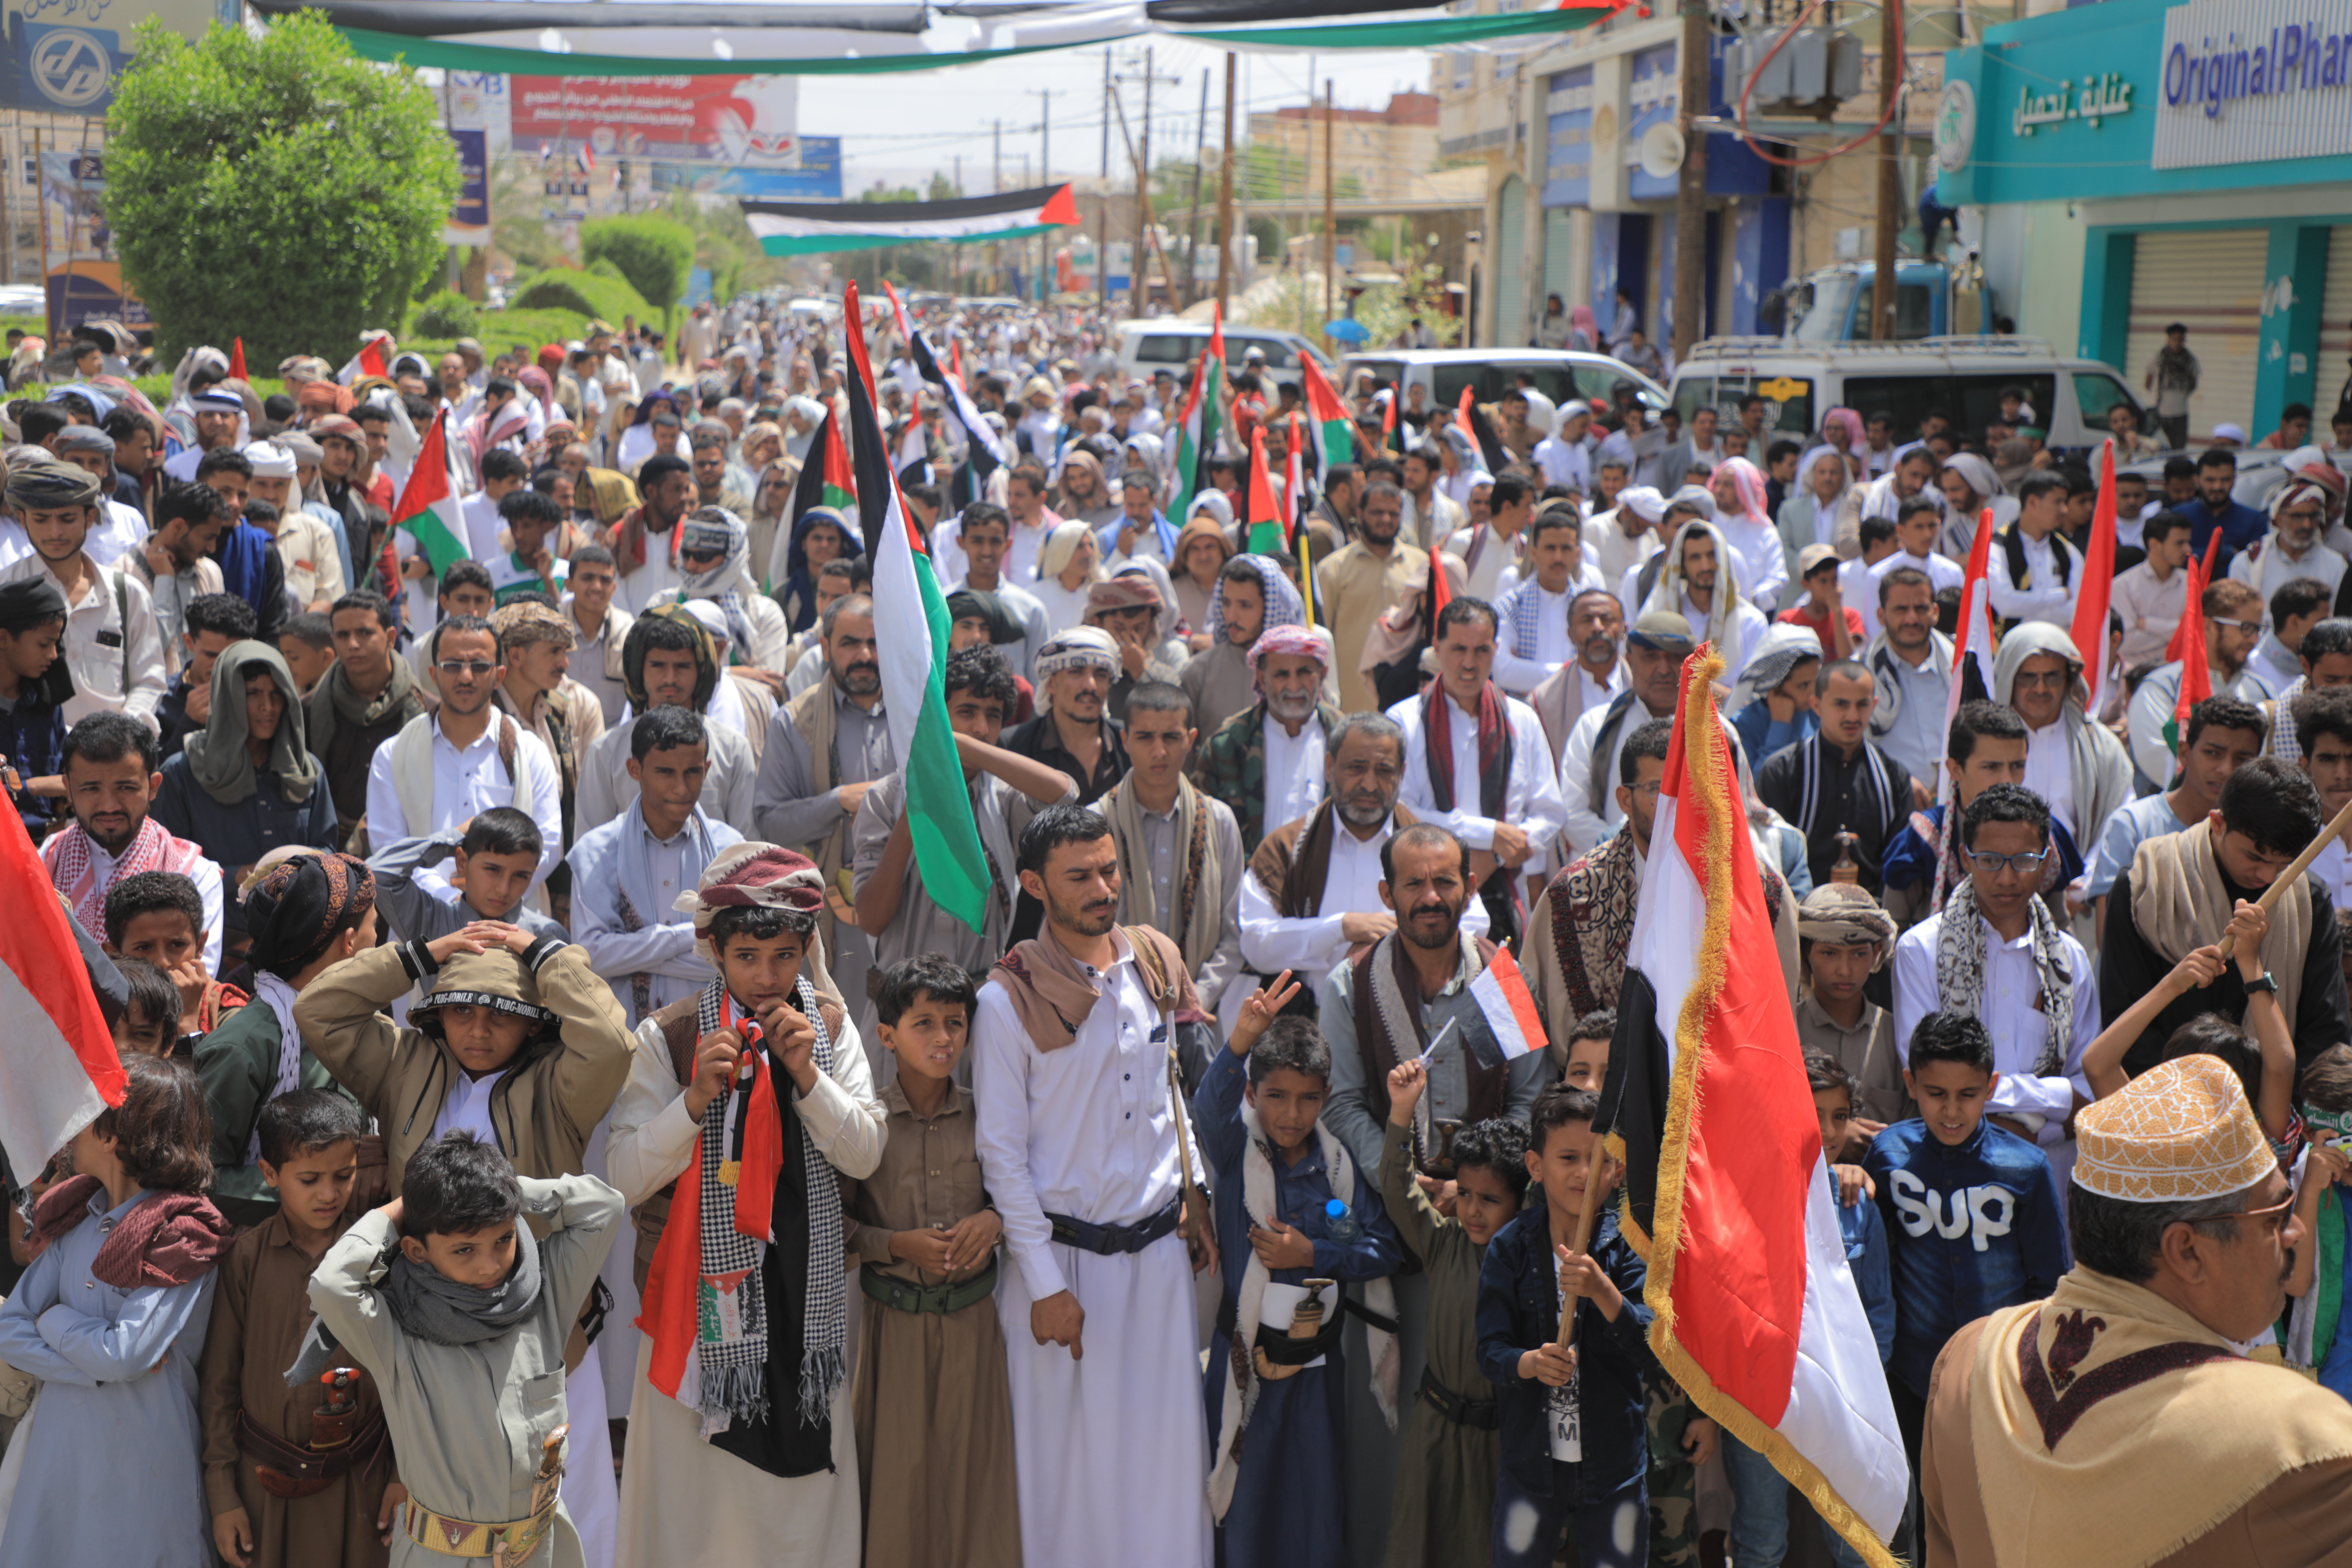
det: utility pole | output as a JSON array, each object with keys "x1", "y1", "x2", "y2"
[
  {"x1": 1215, "y1": 52, "x2": 1236, "y2": 317},
  {"x1": 1671, "y1": 0, "x2": 1710, "y2": 359},
  {"x1": 1183, "y1": 68, "x2": 1209, "y2": 308},
  {"x1": 1100, "y1": 58, "x2": 1112, "y2": 308},
  {"x1": 1322, "y1": 79, "x2": 1336, "y2": 329},
  {"x1": 1872, "y1": 3, "x2": 1902, "y2": 340},
  {"x1": 1138, "y1": 47, "x2": 1157, "y2": 313}
]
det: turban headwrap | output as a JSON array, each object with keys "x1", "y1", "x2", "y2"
[
  {"x1": 244, "y1": 852, "x2": 376, "y2": 976},
  {"x1": 1795, "y1": 883, "x2": 1897, "y2": 969},
  {"x1": 1034, "y1": 626, "x2": 1120, "y2": 680},
  {"x1": 1247, "y1": 624, "x2": 1328, "y2": 683},
  {"x1": 243, "y1": 440, "x2": 295, "y2": 479},
  {"x1": 6, "y1": 458, "x2": 101, "y2": 510},
  {"x1": 491, "y1": 600, "x2": 576, "y2": 652},
  {"x1": 677, "y1": 842, "x2": 826, "y2": 937}
]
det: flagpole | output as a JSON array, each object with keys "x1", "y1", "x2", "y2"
[
  {"x1": 1557, "y1": 1153, "x2": 1609, "y2": 1346},
  {"x1": 2217, "y1": 794, "x2": 2352, "y2": 963}
]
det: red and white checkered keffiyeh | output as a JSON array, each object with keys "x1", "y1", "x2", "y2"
[
  {"x1": 674, "y1": 842, "x2": 827, "y2": 936},
  {"x1": 1246, "y1": 623, "x2": 1326, "y2": 687}
]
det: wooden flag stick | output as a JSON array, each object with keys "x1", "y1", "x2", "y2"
[
  {"x1": 1556, "y1": 1147, "x2": 1610, "y2": 1347},
  {"x1": 2217, "y1": 792, "x2": 2352, "y2": 962}
]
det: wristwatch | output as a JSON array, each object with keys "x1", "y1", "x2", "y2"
[{"x1": 2245, "y1": 972, "x2": 2280, "y2": 996}]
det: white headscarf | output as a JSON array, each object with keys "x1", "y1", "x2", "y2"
[{"x1": 1645, "y1": 517, "x2": 1746, "y2": 654}]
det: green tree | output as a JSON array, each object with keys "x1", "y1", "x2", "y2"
[
  {"x1": 580, "y1": 214, "x2": 694, "y2": 331},
  {"x1": 105, "y1": 13, "x2": 457, "y2": 364}
]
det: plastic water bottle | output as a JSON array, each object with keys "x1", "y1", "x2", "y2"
[{"x1": 1323, "y1": 1197, "x2": 1363, "y2": 1244}]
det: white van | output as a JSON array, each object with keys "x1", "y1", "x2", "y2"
[
  {"x1": 1342, "y1": 348, "x2": 1671, "y2": 425},
  {"x1": 1667, "y1": 336, "x2": 2142, "y2": 457},
  {"x1": 1112, "y1": 319, "x2": 1336, "y2": 392}
]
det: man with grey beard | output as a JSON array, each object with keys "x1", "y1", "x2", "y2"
[
  {"x1": 755, "y1": 592, "x2": 894, "y2": 1015},
  {"x1": 1236, "y1": 712, "x2": 1489, "y2": 1008},
  {"x1": 1191, "y1": 624, "x2": 1345, "y2": 853}
]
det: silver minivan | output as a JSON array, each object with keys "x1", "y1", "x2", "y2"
[
  {"x1": 1342, "y1": 348, "x2": 1671, "y2": 422},
  {"x1": 1112, "y1": 319, "x2": 1335, "y2": 392}
]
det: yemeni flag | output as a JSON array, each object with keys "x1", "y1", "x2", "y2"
[
  {"x1": 1245, "y1": 423, "x2": 1286, "y2": 556},
  {"x1": 390, "y1": 410, "x2": 470, "y2": 577},
  {"x1": 840, "y1": 280, "x2": 994, "y2": 934},
  {"x1": 743, "y1": 183, "x2": 1080, "y2": 258},
  {"x1": 1597, "y1": 647, "x2": 1909, "y2": 1564},
  {"x1": 2070, "y1": 443, "x2": 2120, "y2": 719},
  {"x1": 1463, "y1": 947, "x2": 1548, "y2": 1069},
  {"x1": 0, "y1": 808, "x2": 123, "y2": 1181},
  {"x1": 1168, "y1": 309, "x2": 1228, "y2": 523},
  {"x1": 1298, "y1": 353, "x2": 1354, "y2": 475},
  {"x1": 1935, "y1": 506, "x2": 2001, "y2": 809}
]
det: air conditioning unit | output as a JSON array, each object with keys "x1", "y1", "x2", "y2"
[{"x1": 1724, "y1": 29, "x2": 1864, "y2": 119}]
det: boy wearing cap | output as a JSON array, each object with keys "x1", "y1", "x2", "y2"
[
  {"x1": 0, "y1": 456, "x2": 168, "y2": 732},
  {"x1": 294, "y1": 911, "x2": 637, "y2": 1563},
  {"x1": 603, "y1": 844, "x2": 886, "y2": 1568}
]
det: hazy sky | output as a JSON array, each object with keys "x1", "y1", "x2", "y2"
[{"x1": 798, "y1": 34, "x2": 1436, "y2": 194}]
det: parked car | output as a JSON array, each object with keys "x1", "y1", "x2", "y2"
[
  {"x1": 1342, "y1": 348, "x2": 1671, "y2": 425},
  {"x1": 1668, "y1": 336, "x2": 2141, "y2": 457},
  {"x1": 1112, "y1": 318, "x2": 1335, "y2": 392}
]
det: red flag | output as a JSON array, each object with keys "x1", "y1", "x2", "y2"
[
  {"x1": 358, "y1": 336, "x2": 388, "y2": 380},
  {"x1": 1456, "y1": 384, "x2": 1476, "y2": 446},
  {"x1": 1244, "y1": 424, "x2": 1284, "y2": 555},
  {"x1": 1429, "y1": 540, "x2": 1453, "y2": 621},
  {"x1": 2069, "y1": 443, "x2": 2119, "y2": 716},
  {"x1": 229, "y1": 337, "x2": 246, "y2": 381},
  {"x1": 2165, "y1": 528, "x2": 2223, "y2": 664},
  {"x1": 0, "y1": 807, "x2": 124, "y2": 1180},
  {"x1": 2171, "y1": 562, "x2": 2211, "y2": 750}
]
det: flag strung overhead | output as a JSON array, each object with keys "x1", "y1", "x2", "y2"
[{"x1": 743, "y1": 185, "x2": 1080, "y2": 257}]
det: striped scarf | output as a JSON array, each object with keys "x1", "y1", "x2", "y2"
[{"x1": 1933, "y1": 876, "x2": 2071, "y2": 1079}]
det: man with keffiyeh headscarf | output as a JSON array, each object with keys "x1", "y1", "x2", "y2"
[
  {"x1": 649, "y1": 506, "x2": 790, "y2": 674},
  {"x1": 1639, "y1": 515, "x2": 1769, "y2": 682},
  {"x1": 1180, "y1": 551, "x2": 1320, "y2": 737},
  {"x1": 603, "y1": 843, "x2": 883, "y2": 1568}
]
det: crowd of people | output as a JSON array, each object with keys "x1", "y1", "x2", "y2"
[{"x1": 0, "y1": 290, "x2": 2348, "y2": 1568}]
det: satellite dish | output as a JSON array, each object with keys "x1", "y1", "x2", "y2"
[{"x1": 1639, "y1": 121, "x2": 1687, "y2": 180}]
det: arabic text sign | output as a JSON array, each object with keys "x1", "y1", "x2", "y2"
[
  {"x1": 510, "y1": 75, "x2": 798, "y2": 169},
  {"x1": 0, "y1": 0, "x2": 226, "y2": 114}
]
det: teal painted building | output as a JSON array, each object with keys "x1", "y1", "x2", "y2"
[{"x1": 1938, "y1": 0, "x2": 2352, "y2": 441}]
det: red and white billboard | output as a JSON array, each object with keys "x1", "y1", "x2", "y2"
[{"x1": 510, "y1": 75, "x2": 799, "y2": 168}]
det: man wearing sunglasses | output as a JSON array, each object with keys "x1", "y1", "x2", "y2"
[
  {"x1": 2127, "y1": 576, "x2": 2280, "y2": 792},
  {"x1": 1893, "y1": 784, "x2": 2100, "y2": 1156},
  {"x1": 1921, "y1": 1054, "x2": 2352, "y2": 1568},
  {"x1": 2100, "y1": 755, "x2": 2352, "y2": 1080}
]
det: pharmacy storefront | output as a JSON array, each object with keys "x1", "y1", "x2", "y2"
[{"x1": 1939, "y1": 0, "x2": 2352, "y2": 441}]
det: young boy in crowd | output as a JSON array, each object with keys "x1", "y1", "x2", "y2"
[
  {"x1": 278, "y1": 613, "x2": 336, "y2": 699},
  {"x1": 841, "y1": 954, "x2": 1020, "y2": 1568},
  {"x1": 309, "y1": 1134, "x2": 621, "y2": 1568},
  {"x1": 1197, "y1": 972, "x2": 1400, "y2": 1568},
  {"x1": 1382, "y1": 1055, "x2": 1525, "y2": 1568},
  {"x1": 195, "y1": 852, "x2": 377, "y2": 1228},
  {"x1": 106, "y1": 867, "x2": 244, "y2": 1042},
  {"x1": 1476, "y1": 1085, "x2": 1656, "y2": 1568},
  {"x1": 113, "y1": 955, "x2": 188, "y2": 1060},
  {"x1": 1559, "y1": 1009, "x2": 1613, "y2": 1090},
  {"x1": 0, "y1": 575, "x2": 69, "y2": 839},
  {"x1": 200, "y1": 1090, "x2": 400, "y2": 1568},
  {"x1": 1863, "y1": 1011, "x2": 2068, "y2": 1493},
  {"x1": 601, "y1": 845, "x2": 884, "y2": 1568},
  {"x1": 368, "y1": 811, "x2": 566, "y2": 1024},
  {"x1": 1721, "y1": 1054, "x2": 1896, "y2": 1568}
]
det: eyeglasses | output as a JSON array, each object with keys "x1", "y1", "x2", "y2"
[
  {"x1": 2198, "y1": 1189, "x2": 2297, "y2": 1239},
  {"x1": 681, "y1": 549, "x2": 723, "y2": 566},
  {"x1": 2208, "y1": 617, "x2": 2260, "y2": 632},
  {"x1": 435, "y1": 659, "x2": 498, "y2": 677},
  {"x1": 2011, "y1": 669, "x2": 2071, "y2": 690},
  {"x1": 1963, "y1": 846, "x2": 2050, "y2": 874}
]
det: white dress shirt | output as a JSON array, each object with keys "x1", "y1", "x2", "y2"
[
  {"x1": 1387, "y1": 687, "x2": 1568, "y2": 877},
  {"x1": 431, "y1": 1067, "x2": 508, "y2": 1142},
  {"x1": 1237, "y1": 812, "x2": 1492, "y2": 995},
  {"x1": 0, "y1": 554, "x2": 167, "y2": 732},
  {"x1": 2022, "y1": 718, "x2": 2078, "y2": 840},
  {"x1": 1558, "y1": 695, "x2": 1674, "y2": 857},
  {"x1": 1261, "y1": 712, "x2": 1326, "y2": 833},
  {"x1": 1988, "y1": 531, "x2": 2074, "y2": 627},
  {"x1": 1892, "y1": 910, "x2": 2099, "y2": 1132},
  {"x1": 362, "y1": 713, "x2": 564, "y2": 903},
  {"x1": 2312, "y1": 837, "x2": 2352, "y2": 913},
  {"x1": 1491, "y1": 582, "x2": 1576, "y2": 696}
]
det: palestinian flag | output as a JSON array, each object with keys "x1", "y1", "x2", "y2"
[
  {"x1": 1597, "y1": 646, "x2": 1908, "y2": 1566},
  {"x1": 790, "y1": 404, "x2": 859, "y2": 538},
  {"x1": 391, "y1": 410, "x2": 470, "y2": 577},
  {"x1": 743, "y1": 183, "x2": 1080, "y2": 258},
  {"x1": 886, "y1": 282, "x2": 1005, "y2": 507},
  {"x1": 1168, "y1": 309, "x2": 1227, "y2": 523},
  {"x1": 2070, "y1": 443, "x2": 2119, "y2": 719},
  {"x1": 1245, "y1": 423, "x2": 1285, "y2": 557},
  {"x1": 1455, "y1": 386, "x2": 1508, "y2": 474},
  {"x1": 840, "y1": 280, "x2": 994, "y2": 934},
  {"x1": 1298, "y1": 353, "x2": 1353, "y2": 475}
]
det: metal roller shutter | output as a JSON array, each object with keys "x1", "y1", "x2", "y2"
[
  {"x1": 1494, "y1": 173, "x2": 1526, "y2": 348},
  {"x1": 2317, "y1": 227, "x2": 2352, "y2": 422},
  {"x1": 2127, "y1": 229, "x2": 2264, "y2": 442}
]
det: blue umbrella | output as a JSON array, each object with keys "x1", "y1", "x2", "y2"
[{"x1": 1323, "y1": 318, "x2": 1367, "y2": 345}]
